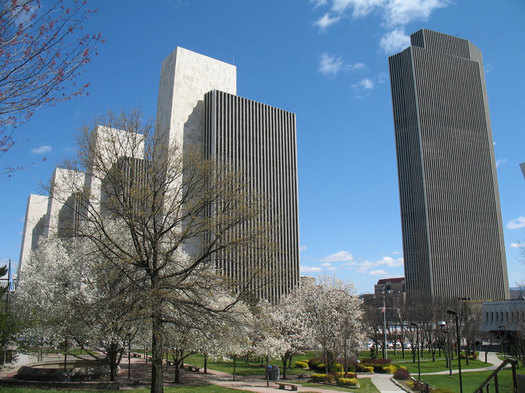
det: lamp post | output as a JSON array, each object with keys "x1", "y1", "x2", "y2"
[
  {"x1": 439, "y1": 321, "x2": 452, "y2": 377},
  {"x1": 447, "y1": 309, "x2": 463, "y2": 393},
  {"x1": 383, "y1": 294, "x2": 388, "y2": 359},
  {"x1": 498, "y1": 325, "x2": 507, "y2": 356},
  {"x1": 410, "y1": 323, "x2": 420, "y2": 380}
]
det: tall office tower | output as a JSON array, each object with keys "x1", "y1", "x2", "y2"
[
  {"x1": 155, "y1": 47, "x2": 300, "y2": 301},
  {"x1": 389, "y1": 29, "x2": 509, "y2": 301},
  {"x1": 204, "y1": 90, "x2": 300, "y2": 301}
]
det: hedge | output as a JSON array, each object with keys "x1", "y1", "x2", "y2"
[{"x1": 337, "y1": 377, "x2": 359, "y2": 387}]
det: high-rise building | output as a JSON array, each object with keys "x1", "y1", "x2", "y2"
[
  {"x1": 19, "y1": 47, "x2": 300, "y2": 302},
  {"x1": 389, "y1": 29, "x2": 509, "y2": 301},
  {"x1": 204, "y1": 89, "x2": 299, "y2": 300}
]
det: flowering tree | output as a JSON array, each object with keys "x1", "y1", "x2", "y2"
[
  {"x1": 15, "y1": 236, "x2": 144, "y2": 381},
  {"x1": 51, "y1": 109, "x2": 273, "y2": 393},
  {"x1": 296, "y1": 276, "x2": 363, "y2": 373},
  {"x1": 0, "y1": 0, "x2": 102, "y2": 163},
  {"x1": 271, "y1": 291, "x2": 310, "y2": 378}
]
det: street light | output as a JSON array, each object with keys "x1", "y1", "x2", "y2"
[
  {"x1": 498, "y1": 325, "x2": 507, "y2": 356},
  {"x1": 438, "y1": 321, "x2": 452, "y2": 377},
  {"x1": 410, "y1": 323, "x2": 421, "y2": 380},
  {"x1": 447, "y1": 309, "x2": 463, "y2": 393}
]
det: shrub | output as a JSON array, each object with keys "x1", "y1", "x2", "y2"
[
  {"x1": 357, "y1": 365, "x2": 374, "y2": 373},
  {"x1": 308, "y1": 359, "x2": 322, "y2": 371},
  {"x1": 393, "y1": 366, "x2": 410, "y2": 380},
  {"x1": 310, "y1": 373, "x2": 333, "y2": 383},
  {"x1": 341, "y1": 372, "x2": 357, "y2": 379},
  {"x1": 361, "y1": 358, "x2": 392, "y2": 365},
  {"x1": 382, "y1": 364, "x2": 397, "y2": 374},
  {"x1": 333, "y1": 362, "x2": 342, "y2": 372},
  {"x1": 337, "y1": 377, "x2": 359, "y2": 387},
  {"x1": 295, "y1": 361, "x2": 308, "y2": 369},
  {"x1": 346, "y1": 363, "x2": 356, "y2": 372}
]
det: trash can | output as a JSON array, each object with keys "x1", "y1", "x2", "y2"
[{"x1": 266, "y1": 365, "x2": 280, "y2": 380}]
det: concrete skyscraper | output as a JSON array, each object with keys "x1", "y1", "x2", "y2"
[
  {"x1": 389, "y1": 29, "x2": 509, "y2": 301},
  {"x1": 19, "y1": 47, "x2": 300, "y2": 302}
]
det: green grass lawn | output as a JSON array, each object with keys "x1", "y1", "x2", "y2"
[
  {"x1": 183, "y1": 351, "x2": 317, "y2": 377},
  {"x1": 0, "y1": 385, "x2": 252, "y2": 393},
  {"x1": 395, "y1": 358, "x2": 491, "y2": 374},
  {"x1": 297, "y1": 377, "x2": 380, "y2": 393},
  {"x1": 420, "y1": 367, "x2": 522, "y2": 393}
]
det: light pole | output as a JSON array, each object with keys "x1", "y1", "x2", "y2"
[
  {"x1": 498, "y1": 325, "x2": 507, "y2": 356},
  {"x1": 383, "y1": 294, "x2": 388, "y2": 359},
  {"x1": 439, "y1": 321, "x2": 452, "y2": 377},
  {"x1": 410, "y1": 323, "x2": 420, "y2": 380},
  {"x1": 447, "y1": 309, "x2": 463, "y2": 393}
]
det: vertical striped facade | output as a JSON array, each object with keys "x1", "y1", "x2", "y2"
[
  {"x1": 389, "y1": 29, "x2": 509, "y2": 301},
  {"x1": 204, "y1": 90, "x2": 300, "y2": 302}
]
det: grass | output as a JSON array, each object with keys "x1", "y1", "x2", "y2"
[
  {"x1": 0, "y1": 385, "x2": 252, "y2": 393},
  {"x1": 183, "y1": 351, "x2": 317, "y2": 377},
  {"x1": 358, "y1": 350, "x2": 493, "y2": 374},
  {"x1": 395, "y1": 358, "x2": 491, "y2": 374},
  {"x1": 297, "y1": 377, "x2": 380, "y2": 393},
  {"x1": 420, "y1": 367, "x2": 522, "y2": 393}
]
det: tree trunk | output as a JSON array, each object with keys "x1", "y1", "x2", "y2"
[
  {"x1": 204, "y1": 354, "x2": 208, "y2": 374},
  {"x1": 281, "y1": 354, "x2": 287, "y2": 380},
  {"x1": 150, "y1": 307, "x2": 164, "y2": 393}
]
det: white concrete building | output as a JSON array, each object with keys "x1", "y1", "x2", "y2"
[{"x1": 19, "y1": 47, "x2": 300, "y2": 301}]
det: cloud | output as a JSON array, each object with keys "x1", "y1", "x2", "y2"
[
  {"x1": 507, "y1": 217, "x2": 525, "y2": 230},
  {"x1": 351, "y1": 78, "x2": 375, "y2": 96},
  {"x1": 322, "y1": 250, "x2": 354, "y2": 263},
  {"x1": 379, "y1": 28, "x2": 410, "y2": 53},
  {"x1": 311, "y1": 0, "x2": 450, "y2": 52},
  {"x1": 511, "y1": 243, "x2": 525, "y2": 248},
  {"x1": 300, "y1": 245, "x2": 307, "y2": 252},
  {"x1": 377, "y1": 256, "x2": 404, "y2": 267},
  {"x1": 369, "y1": 269, "x2": 388, "y2": 276},
  {"x1": 31, "y1": 145, "x2": 52, "y2": 155},
  {"x1": 496, "y1": 158, "x2": 507, "y2": 168},
  {"x1": 319, "y1": 53, "x2": 344, "y2": 76},
  {"x1": 319, "y1": 53, "x2": 366, "y2": 78},
  {"x1": 315, "y1": 13, "x2": 342, "y2": 29},
  {"x1": 301, "y1": 265, "x2": 323, "y2": 273},
  {"x1": 383, "y1": 0, "x2": 450, "y2": 27}
]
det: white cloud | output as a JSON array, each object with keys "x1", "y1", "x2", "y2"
[
  {"x1": 351, "y1": 78, "x2": 375, "y2": 96},
  {"x1": 315, "y1": 13, "x2": 342, "y2": 29},
  {"x1": 383, "y1": 0, "x2": 449, "y2": 27},
  {"x1": 511, "y1": 243, "x2": 525, "y2": 248},
  {"x1": 311, "y1": 0, "x2": 329, "y2": 8},
  {"x1": 319, "y1": 53, "x2": 344, "y2": 76},
  {"x1": 301, "y1": 265, "x2": 323, "y2": 273},
  {"x1": 507, "y1": 217, "x2": 525, "y2": 230},
  {"x1": 31, "y1": 145, "x2": 52, "y2": 154},
  {"x1": 319, "y1": 53, "x2": 366, "y2": 78},
  {"x1": 348, "y1": 62, "x2": 366, "y2": 71},
  {"x1": 377, "y1": 256, "x2": 404, "y2": 267},
  {"x1": 300, "y1": 245, "x2": 307, "y2": 252},
  {"x1": 359, "y1": 78, "x2": 374, "y2": 90},
  {"x1": 312, "y1": 0, "x2": 450, "y2": 52},
  {"x1": 369, "y1": 269, "x2": 388, "y2": 276},
  {"x1": 379, "y1": 28, "x2": 410, "y2": 53},
  {"x1": 496, "y1": 158, "x2": 507, "y2": 168},
  {"x1": 322, "y1": 250, "x2": 354, "y2": 263}
]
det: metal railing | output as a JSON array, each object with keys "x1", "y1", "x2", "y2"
[{"x1": 473, "y1": 358, "x2": 518, "y2": 393}]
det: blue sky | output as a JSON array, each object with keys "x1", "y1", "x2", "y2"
[{"x1": 1, "y1": 0, "x2": 524, "y2": 295}]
